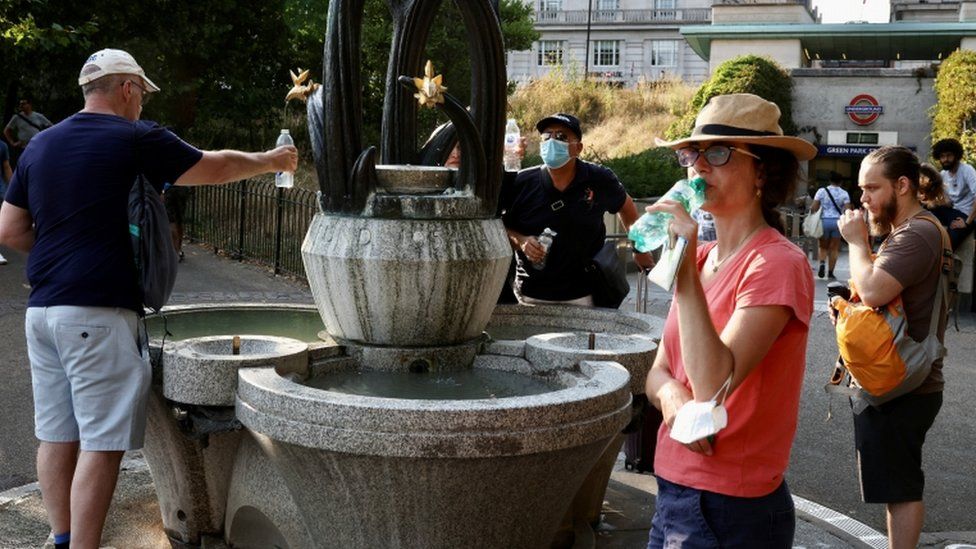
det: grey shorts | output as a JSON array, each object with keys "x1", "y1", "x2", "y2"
[{"x1": 26, "y1": 306, "x2": 151, "y2": 451}]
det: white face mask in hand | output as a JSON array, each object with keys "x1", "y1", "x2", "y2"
[{"x1": 669, "y1": 375, "x2": 732, "y2": 445}]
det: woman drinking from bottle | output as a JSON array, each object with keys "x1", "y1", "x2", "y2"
[{"x1": 645, "y1": 93, "x2": 816, "y2": 547}]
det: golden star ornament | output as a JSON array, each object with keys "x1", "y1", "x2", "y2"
[
  {"x1": 285, "y1": 68, "x2": 321, "y2": 103},
  {"x1": 411, "y1": 60, "x2": 446, "y2": 108}
]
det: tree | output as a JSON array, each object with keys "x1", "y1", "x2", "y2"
[
  {"x1": 1, "y1": 0, "x2": 538, "y2": 153},
  {"x1": 664, "y1": 55, "x2": 795, "y2": 140},
  {"x1": 931, "y1": 49, "x2": 976, "y2": 164}
]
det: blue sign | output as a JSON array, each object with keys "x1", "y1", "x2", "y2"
[
  {"x1": 817, "y1": 145, "x2": 916, "y2": 157},
  {"x1": 844, "y1": 105, "x2": 884, "y2": 115}
]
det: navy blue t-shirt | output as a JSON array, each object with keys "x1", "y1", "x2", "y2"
[
  {"x1": 5, "y1": 113, "x2": 203, "y2": 312},
  {"x1": 500, "y1": 160, "x2": 627, "y2": 301}
]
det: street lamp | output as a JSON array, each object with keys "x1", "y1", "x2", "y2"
[{"x1": 584, "y1": 0, "x2": 593, "y2": 79}]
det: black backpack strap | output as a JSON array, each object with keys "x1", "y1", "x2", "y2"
[
  {"x1": 16, "y1": 112, "x2": 46, "y2": 132},
  {"x1": 824, "y1": 187, "x2": 844, "y2": 215}
]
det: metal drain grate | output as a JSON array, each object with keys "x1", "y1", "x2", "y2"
[{"x1": 793, "y1": 494, "x2": 887, "y2": 548}]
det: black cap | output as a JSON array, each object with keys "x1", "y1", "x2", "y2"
[{"x1": 535, "y1": 113, "x2": 582, "y2": 140}]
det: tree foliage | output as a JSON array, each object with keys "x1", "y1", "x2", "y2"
[
  {"x1": 1, "y1": 0, "x2": 538, "y2": 153},
  {"x1": 931, "y1": 49, "x2": 976, "y2": 164},
  {"x1": 664, "y1": 55, "x2": 795, "y2": 140}
]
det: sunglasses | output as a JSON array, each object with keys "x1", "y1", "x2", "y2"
[
  {"x1": 540, "y1": 131, "x2": 577, "y2": 144},
  {"x1": 676, "y1": 144, "x2": 760, "y2": 168}
]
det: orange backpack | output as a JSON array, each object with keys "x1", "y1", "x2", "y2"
[{"x1": 826, "y1": 215, "x2": 950, "y2": 412}]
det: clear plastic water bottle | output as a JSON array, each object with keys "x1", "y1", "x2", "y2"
[
  {"x1": 503, "y1": 118, "x2": 521, "y2": 172},
  {"x1": 628, "y1": 177, "x2": 706, "y2": 253},
  {"x1": 532, "y1": 227, "x2": 557, "y2": 270},
  {"x1": 275, "y1": 129, "x2": 295, "y2": 188}
]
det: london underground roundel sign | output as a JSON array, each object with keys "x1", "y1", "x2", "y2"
[{"x1": 844, "y1": 94, "x2": 883, "y2": 126}]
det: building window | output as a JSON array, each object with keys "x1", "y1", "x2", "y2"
[
  {"x1": 654, "y1": 0, "x2": 676, "y2": 19},
  {"x1": 592, "y1": 40, "x2": 620, "y2": 67},
  {"x1": 538, "y1": 0, "x2": 562, "y2": 21},
  {"x1": 846, "y1": 132, "x2": 879, "y2": 145},
  {"x1": 594, "y1": 0, "x2": 619, "y2": 21},
  {"x1": 540, "y1": 0, "x2": 561, "y2": 9},
  {"x1": 650, "y1": 40, "x2": 678, "y2": 67},
  {"x1": 537, "y1": 40, "x2": 565, "y2": 66}
]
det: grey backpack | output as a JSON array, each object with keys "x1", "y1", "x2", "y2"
[{"x1": 128, "y1": 174, "x2": 178, "y2": 313}]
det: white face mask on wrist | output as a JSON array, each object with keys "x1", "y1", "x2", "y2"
[{"x1": 669, "y1": 375, "x2": 732, "y2": 445}]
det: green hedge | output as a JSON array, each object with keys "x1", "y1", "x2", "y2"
[
  {"x1": 931, "y1": 50, "x2": 976, "y2": 164},
  {"x1": 664, "y1": 55, "x2": 795, "y2": 140},
  {"x1": 602, "y1": 147, "x2": 685, "y2": 198}
]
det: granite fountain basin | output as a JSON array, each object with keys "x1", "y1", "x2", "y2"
[
  {"x1": 301, "y1": 214, "x2": 512, "y2": 347},
  {"x1": 232, "y1": 355, "x2": 632, "y2": 549},
  {"x1": 485, "y1": 303, "x2": 664, "y2": 345},
  {"x1": 162, "y1": 335, "x2": 309, "y2": 408}
]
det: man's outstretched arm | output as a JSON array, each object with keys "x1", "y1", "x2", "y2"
[{"x1": 175, "y1": 146, "x2": 298, "y2": 186}]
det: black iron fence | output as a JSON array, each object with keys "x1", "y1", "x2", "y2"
[
  {"x1": 184, "y1": 177, "x2": 318, "y2": 279},
  {"x1": 184, "y1": 182, "x2": 819, "y2": 281}
]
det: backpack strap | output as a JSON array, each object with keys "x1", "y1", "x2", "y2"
[
  {"x1": 824, "y1": 187, "x2": 844, "y2": 216},
  {"x1": 913, "y1": 215, "x2": 951, "y2": 338},
  {"x1": 16, "y1": 112, "x2": 46, "y2": 132}
]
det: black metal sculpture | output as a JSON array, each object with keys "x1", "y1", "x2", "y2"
[{"x1": 308, "y1": 0, "x2": 507, "y2": 218}]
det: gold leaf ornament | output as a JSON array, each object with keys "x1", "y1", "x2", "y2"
[
  {"x1": 411, "y1": 60, "x2": 446, "y2": 108},
  {"x1": 285, "y1": 67, "x2": 321, "y2": 103}
]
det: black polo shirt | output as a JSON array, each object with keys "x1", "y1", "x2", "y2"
[{"x1": 500, "y1": 160, "x2": 627, "y2": 301}]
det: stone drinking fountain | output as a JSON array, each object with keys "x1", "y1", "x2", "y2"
[{"x1": 141, "y1": 1, "x2": 662, "y2": 547}]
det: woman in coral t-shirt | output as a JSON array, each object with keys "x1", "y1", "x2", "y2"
[{"x1": 645, "y1": 94, "x2": 815, "y2": 548}]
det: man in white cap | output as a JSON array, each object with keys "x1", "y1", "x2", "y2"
[{"x1": 0, "y1": 48, "x2": 297, "y2": 549}]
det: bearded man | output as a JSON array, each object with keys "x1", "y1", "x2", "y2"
[{"x1": 837, "y1": 145, "x2": 947, "y2": 549}]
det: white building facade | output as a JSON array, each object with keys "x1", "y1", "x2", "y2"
[{"x1": 506, "y1": 0, "x2": 715, "y2": 86}]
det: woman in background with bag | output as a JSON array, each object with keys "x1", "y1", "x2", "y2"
[
  {"x1": 644, "y1": 94, "x2": 815, "y2": 547},
  {"x1": 811, "y1": 171, "x2": 853, "y2": 279}
]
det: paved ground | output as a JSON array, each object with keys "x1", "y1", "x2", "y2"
[{"x1": 1, "y1": 242, "x2": 975, "y2": 548}]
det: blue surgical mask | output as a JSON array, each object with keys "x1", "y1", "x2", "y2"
[{"x1": 541, "y1": 139, "x2": 572, "y2": 169}]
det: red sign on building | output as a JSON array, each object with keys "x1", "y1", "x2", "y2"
[{"x1": 844, "y1": 94, "x2": 884, "y2": 126}]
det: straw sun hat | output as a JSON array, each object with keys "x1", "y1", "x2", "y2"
[{"x1": 655, "y1": 93, "x2": 817, "y2": 161}]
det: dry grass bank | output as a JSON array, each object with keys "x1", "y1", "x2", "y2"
[{"x1": 508, "y1": 68, "x2": 696, "y2": 159}]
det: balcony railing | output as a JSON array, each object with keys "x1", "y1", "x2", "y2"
[{"x1": 535, "y1": 8, "x2": 711, "y2": 25}]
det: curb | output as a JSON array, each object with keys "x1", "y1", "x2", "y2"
[{"x1": 793, "y1": 494, "x2": 886, "y2": 548}]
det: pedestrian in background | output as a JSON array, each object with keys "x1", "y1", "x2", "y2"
[
  {"x1": 811, "y1": 171, "x2": 853, "y2": 279},
  {"x1": 933, "y1": 138, "x2": 976, "y2": 242},
  {"x1": 0, "y1": 48, "x2": 296, "y2": 549},
  {"x1": 919, "y1": 162, "x2": 969, "y2": 249},
  {"x1": 837, "y1": 146, "x2": 946, "y2": 549},
  {"x1": 4, "y1": 97, "x2": 53, "y2": 165}
]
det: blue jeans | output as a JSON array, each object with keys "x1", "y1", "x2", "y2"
[{"x1": 648, "y1": 477, "x2": 795, "y2": 549}]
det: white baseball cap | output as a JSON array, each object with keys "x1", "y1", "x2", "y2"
[{"x1": 78, "y1": 48, "x2": 160, "y2": 92}]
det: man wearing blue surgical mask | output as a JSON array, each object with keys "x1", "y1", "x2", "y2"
[{"x1": 499, "y1": 113, "x2": 653, "y2": 306}]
